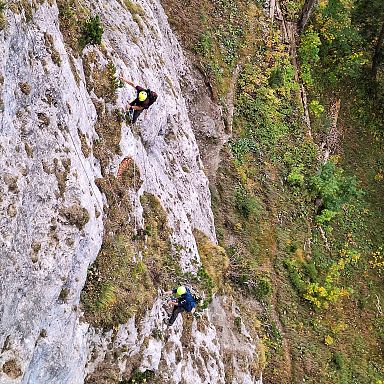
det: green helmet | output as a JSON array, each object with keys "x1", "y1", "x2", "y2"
[
  {"x1": 138, "y1": 91, "x2": 148, "y2": 102},
  {"x1": 176, "y1": 286, "x2": 186, "y2": 296}
]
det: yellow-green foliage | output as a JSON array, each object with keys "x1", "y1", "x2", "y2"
[
  {"x1": 82, "y1": 229, "x2": 156, "y2": 326},
  {"x1": 122, "y1": 0, "x2": 144, "y2": 16},
  {"x1": 303, "y1": 245, "x2": 360, "y2": 308},
  {"x1": 369, "y1": 246, "x2": 384, "y2": 275},
  {"x1": 194, "y1": 229, "x2": 229, "y2": 292},
  {"x1": 324, "y1": 335, "x2": 334, "y2": 346},
  {"x1": 96, "y1": 282, "x2": 117, "y2": 310}
]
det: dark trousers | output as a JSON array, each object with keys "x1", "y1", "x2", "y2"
[
  {"x1": 131, "y1": 109, "x2": 143, "y2": 124},
  {"x1": 168, "y1": 305, "x2": 185, "y2": 325},
  {"x1": 130, "y1": 100, "x2": 144, "y2": 124}
]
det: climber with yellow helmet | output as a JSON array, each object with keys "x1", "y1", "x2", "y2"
[
  {"x1": 164, "y1": 285, "x2": 197, "y2": 326},
  {"x1": 119, "y1": 76, "x2": 158, "y2": 124}
]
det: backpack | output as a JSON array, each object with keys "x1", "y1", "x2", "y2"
[
  {"x1": 189, "y1": 287, "x2": 203, "y2": 305},
  {"x1": 147, "y1": 89, "x2": 157, "y2": 105}
]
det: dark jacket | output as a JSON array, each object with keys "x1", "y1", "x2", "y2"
[
  {"x1": 131, "y1": 86, "x2": 158, "y2": 109},
  {"x1": 172, "y1": 287, "x2": 196, "y2": 312}
]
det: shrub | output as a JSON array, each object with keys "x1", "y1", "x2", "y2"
[
  {"x1": 287, "y1": 164, "x2": 305, "y2": 187},
  {"x1": 122, "y1": 369, "x2": 155, "y2": 384},
  {"x1": 196, "y1": 30, "x2": 213, "y2": 56},
  {"x1": 229, "y1": 138, "x2": 258, "y2": 164},
  {"x1": 106, "y1": 62, "x2": 124, "y2": 93},
  {"x1": 268, "y1": 63, "x2": 298, "y2": 93},
  {"x1": 310, "y1": 160, "x2": 361, "y2": 227},
  {"x1": 234, "y1": 185, "x2": 260, "y2": 219},
  {"x1": 303, "y1": 260, "x2": 318, "y2": 282},
  {"x1": 252, "y1": 277, "x2": 272, "y2": 301},
  {"x1": 324, "y1": 334, "x2": 334, "y2": 345},
  {"x1": 80, "y1": 15, "x2": 103, "y2": 47},
  {"x1": 197, "y1": 266, "x2": 214, "y2": 308},
  {"x1": 302, "y1": 245, "x2": 359, "y2": 308},
  {"x1": 309, "y1": 99, "x2": 325, "y2": 116},
  {"x1": 315, "y1": 208, "x2": 338, "y2": 225},
  {"x1": 298, "y1": 28, "x2": 321, "y2": 87},
  {"x1": 284, "y1": 258, "x2": 306, "y2": 293},
  {"x1": 234, "y1": 316, "x2": 242, "y2": 332}
]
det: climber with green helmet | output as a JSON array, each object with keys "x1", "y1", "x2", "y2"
[
  {"x1": 164, "y1": 285, "x2": 196, "y2": 326},
  {"x1": 119, "y1": 76, "x2": 158, "y2": 124}
]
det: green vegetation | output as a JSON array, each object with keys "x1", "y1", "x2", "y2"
[
  {"x1": 80, "y1": 15, "x2": 103, "y2": 47},
  {"x1": 234, "y1": 316, "x2": 242, "y2": 332},
  {"x1": 193, "y1": 229, "x2": 229, "y2": 308},
  {"x1": 298, "y1": 28, "x2": 321, "y2": 87},
  {"x1": 160, "y1": 0, "x2": 384, "y2": 381},
  {"x1": 310, "y1": 159, "x2": 361, "y2": 229},
  {"x1": 57, "y1": 0, "x2": 87, "y2": 53},
  {"x1": 57, "y1": 2, "x2": 103, "y2": 51},
  {"x1": 234, "y1": 184, "x2": 260, "y2": 219},
  {"x1": 122, "y1": 369, "x2": 157, "y2": 384}
]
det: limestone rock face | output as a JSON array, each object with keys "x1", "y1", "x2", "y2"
[{"x1": 0, "y1": 0, "x2": 262, "y2": 383}]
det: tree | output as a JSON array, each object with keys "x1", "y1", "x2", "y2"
[
  {"x1": 297, "y1": 0, "x2": 318, "y2": 34},
  {"x1": 371, "y1": 21, "x2": 384, "y2": 79},
  {"x1": 352, "y1": 0, "x2": 384, "y2": 79}
]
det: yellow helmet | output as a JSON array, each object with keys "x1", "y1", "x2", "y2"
[
  {"x1": 138, "y1": 91, "x2": 148, "y2": 102},
  {"x1": 176, "y1": 286, "x2": 186, "y2": 296}
]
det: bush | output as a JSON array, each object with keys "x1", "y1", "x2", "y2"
[
  {"x1": 315, "y1": 208, "x2": 338, "y2": 225},
  {"x1": 80, "y1": 15, "x2": 103, "y2": 47},
  {"x1": 234, "y1": 185, "x2": 260, "y2": 219},
  {"x1": 229, "y1": 138, "x2": 258, "y2": 164},
  {"x1": 303, "y1": 260, "x2": 318, "y2": 282},
  {"x1": 309, "y1": 99, "x2": 325, "y2": 116},
  {"x1": 298, "y1": 28, "x2": 321, "y2": 87},
  {"x1": 234, "y1": 316, "x2": 242, "y2": 332},
  {"x1": 284, "y1": 258, "x2": 306, "y2": 293},
  {"x1": 268, "y1": 63, "x2": 298, "y2": 93},
  {"x1": 122, "y1": 369, "x2": 155, "y2": 384},
  {"x1": 287, "y1": 165, "x2": 305, "y2": 187},
  {"x1": 197, "y1": 266, "x2": 214, "y2": 309},
  {"x1": 196, "y1": 30, "x2": 213, "y2": 56},
  {"x1": 106, "y1": 62, "x2": 124, "y2": 93},
  {"x1": 310, "y1": 160, "x2": 361, "y2": 225},
  {"x1": 252, "y1": 277, "x2": 272, "y2": 301},
  {"x1": 332, "y1": 351, "x2": 345, "y2": 370}
]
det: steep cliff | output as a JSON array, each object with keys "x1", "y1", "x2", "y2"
[{"x1": 0, "y1": 0, "x2": 263, "y2": 383}]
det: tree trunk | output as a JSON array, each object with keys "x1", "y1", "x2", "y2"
[
  {"x1": 297, "y1": 0, "x2": 318, "y2": 34},
  {"x1": 371, "y1": 21, "x2": 384, "y2": 80}
]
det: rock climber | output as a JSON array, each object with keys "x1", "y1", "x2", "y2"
[
  {"x1": 164, "y1": 285, "x2": 196, "y2": 326},
  {"x1": 119, "y1": 76, "x2": 158, "y2": 124}
]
